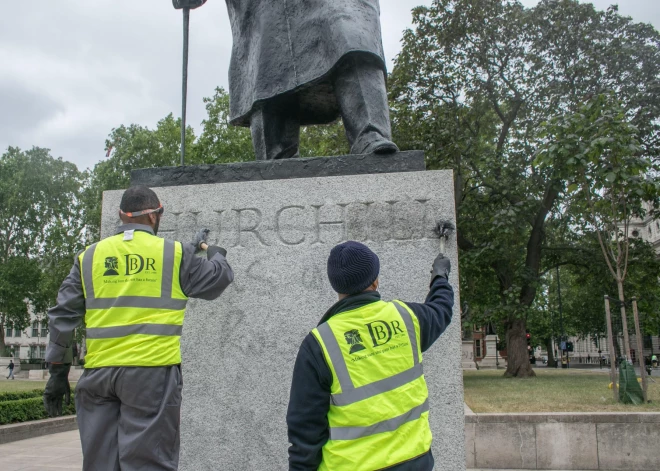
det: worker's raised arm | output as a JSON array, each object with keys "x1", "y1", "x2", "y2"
[
  {"x1": 401, "y1": 254, "x2": 454, "y2": 353},
  {"x1": 179, "y1": 228, "x2": 234, "y2": 300},
  {"x1": 45, "y1": 253, "x2": 86, "y2": 364}
]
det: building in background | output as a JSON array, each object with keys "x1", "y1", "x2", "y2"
[
  {"x1": 3, "y1": 313, "x2": 49, "y2": 360},
  {"x1": 629, "y1": 202, "x2": 660, "y2": 254}
]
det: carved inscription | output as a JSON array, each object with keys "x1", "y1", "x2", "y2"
[{"x1": 153, "y1": 198, "x2": 441, "y2": 248}]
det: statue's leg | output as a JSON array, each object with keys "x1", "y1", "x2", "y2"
[
  {"x1": 334, "y1": 55, "x2": 399, "y2": 155},
  {"x1": 250, "y1": 95, "x2": 301, "y2": 160}
]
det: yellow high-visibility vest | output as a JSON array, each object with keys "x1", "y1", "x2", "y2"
[
  {"x1": 79, "y1": 230, "x2": 188, "y2": 368},
  {"x1": 312, "y1": 300, "x2": 432, "y2": 471}
]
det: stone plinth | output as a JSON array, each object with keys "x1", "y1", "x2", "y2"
[
  {"x1": 28, "y1": 370, "x2": 46, "y2": 380},
  {"x1": 101, "y1": 162, "x2": 464, "y2": 471},
  {"x1": 479, "y1": 335, "x2": 500, "y2": 369},
  {"x1": 131, "y1": 151, "x2": 425, "y2": 187},
  {"x1": 462, "y1": 340, "x2": 477, "y2": 369}
]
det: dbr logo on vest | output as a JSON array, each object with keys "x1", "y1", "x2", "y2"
[
  {"x1": 344, "y1": 329, "x2": 366, "y2": 354},
  {"x1": 104, "y1": 257, "x2": 119, "y2": 276},
  {"x1": 366, "y1": 320, "x2": 405, "y2": 348},
  {"x1": 124, "y1": 254, "x2": 157, "y2": 276},
  {"x1": 343, "y1": 319, "x2": 407, "y2": 355}
]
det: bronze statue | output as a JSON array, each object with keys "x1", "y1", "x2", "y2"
[{"x1": 225, "y1": 0, "x2": 399, "y2": 160}]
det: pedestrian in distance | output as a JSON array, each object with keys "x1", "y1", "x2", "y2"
[
  {"x1": 287, "y1": 240, "x2": 454, "y2": 471},
  {"x1": 652, "y1": 354, "x2": 658, "y2": 369},
  {"x1": 42, "y1": 185, "x2": 234, "y2": 471},
  {"x1": 5, "y1": 359, "x2": 15, "y2": 380}
]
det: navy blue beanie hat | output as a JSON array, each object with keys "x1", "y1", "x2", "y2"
[{"x1": 327, "y1": 241, "x2": 380, "y2": 295}]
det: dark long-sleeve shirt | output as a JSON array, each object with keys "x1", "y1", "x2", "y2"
[
  {"x1": 46, "y1": 224, "x2": 234, "y2": 363},
  {"x1": 287, "y1": 276, "x2": 454, "y2": 471}
]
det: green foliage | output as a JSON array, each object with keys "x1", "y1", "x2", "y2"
[
  {"x1": 0, "y1": 396, "x2": 75, "y2": 425},
  {"x1": 0, "y1": 389, "x2": 44, "y2": 402},
  {"x1": 0, "y1": 147, "x2": 86, "y2": 351},
  {"x1": 191, "y1": 87, "x2": 254, "y2": 164},
  {"x1": 538, "y1": 92, "x2": 660, "y2": 352},
  {"x1": 0, "y1": 257, "x2": 41, "y2": 333},
  {"x1": 538, "y1": 93, "x2": 658, "y2": 238},
  {"x1": 84, "y1": 114, "x2": 195, "y2": 239},
  {"x1": 389, "y1": 0, "x2": 660, "y2": 376},
  {"x1": 86, "y1": 87, "x2": 353, "y2": 239},
  {"x1": 300, "y1": 121, "x2": 350, "y2": 157},
  {"x1": 555, "y1": 237, "x2": 660, "y2": 338}
]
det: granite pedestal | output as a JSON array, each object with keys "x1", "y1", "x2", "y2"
[
  {"x1": 462, "y1": 340, "x2": 477, "y2": 369},
  {"x1": 101, "y1": 155, "x2": 465, "y2": 471},
  {"x1": 479, "y1": 335, "x2": 500, "y2": 369}
]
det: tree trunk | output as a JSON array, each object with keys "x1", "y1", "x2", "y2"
[
  {"x1": 616, "y1": 274, "x2": 631, "y2": 361},
  {"x1": 0, "y1": 324, "x2": 5, "y2": 356},
  {"x1": 544, "y1": 337, "x2": 557, "y2": 367},
  {"x1": 504, "y1": 319, "x2": 536, "y2": 377}
]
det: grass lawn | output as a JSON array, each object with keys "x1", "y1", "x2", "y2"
[
  {"x1": 463, "y1": 368, "x2": 660, "y2": 413},
  {"x1": 0, "y1": 380, "x2": 47, "y2": 393}
]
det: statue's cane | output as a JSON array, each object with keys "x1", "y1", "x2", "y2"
[{"x1": 172, "y1": 0, "x2": 207, "y2": 166}]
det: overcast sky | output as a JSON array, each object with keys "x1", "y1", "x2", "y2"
[{"x1": 0, "y1": 1, "x2": 657, "y2": 171}]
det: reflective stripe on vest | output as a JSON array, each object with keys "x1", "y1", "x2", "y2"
[
  {"x1": 82, "y1": 239, "x2": 182, "y2": 313},
  {"x1": 330, "y1": 399, "x2": 430, "y2": 440},
  {"x1": 316, "y1": 302, "x2": 423, "y2": 408},
  {"x1": 312, "y1": 300, "x2": 432, "y2": 471},
  {"x1": 80, "y1": 232, "x2": 187, "y2": 368}
]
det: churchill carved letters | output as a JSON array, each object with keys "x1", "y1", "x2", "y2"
[{"x1": 155, "y1": 199, "x2": 439, "y2": 249}]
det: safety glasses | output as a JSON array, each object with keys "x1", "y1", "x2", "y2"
[{"x1": 120, "y1": 204, "x2": 164, "y2": 218}]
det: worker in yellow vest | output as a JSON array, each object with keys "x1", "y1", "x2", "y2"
[
  {"x1": 43, "y1": 185, "x2": 233, "y2": 471},
  {"x1": 287, "y1": 241, "x2": 454, "y2": 471}
]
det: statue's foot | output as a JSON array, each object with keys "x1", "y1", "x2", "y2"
[
  {"x1": 271, "y1": 145, "x2": 300, "y2": 160},
  {"x1": 370, "y1": 140, "x2": 399, "y2": 154},
  {"x1": 353, "y1": 137, "x2": 400, "y2": 155}
]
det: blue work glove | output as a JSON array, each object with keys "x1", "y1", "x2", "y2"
[{"x1": 43, "y1": 363, "x2": 71, "y2": 417}]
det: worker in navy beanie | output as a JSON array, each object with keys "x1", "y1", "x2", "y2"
[
  {"x1": 287, "y1": 240, "x2": 455, "y2": 471},
  {"x1": 327, "y1": 241, "x2": 380, "y2": 295}
]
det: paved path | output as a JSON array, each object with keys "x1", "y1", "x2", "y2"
[
  {"x1": 0, "y1": 430, "x2": 593, "y2": 470},
  {"x1": 0, "y1": 430, "x2": 81, "y2": 471}
]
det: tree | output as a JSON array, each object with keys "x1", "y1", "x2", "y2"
[
  {"x1": 538, "y1": 92, "x2": 660, "y2": 360},
  {"x1": 84, "y1": 115, "x2": 196, "y2": 239},
  {"x1": 389, "y1": 0, "x2": 660, "y2": 376},
  {"x1": 87, "y1": 87, "x2": 352, "y2": 239},
  {"x1": 191, "y1": 87, "x2": 254, "y2": 164},
  {"x1": 300, "y1": 121, "x2": 350, "y2": 157},
  {"x1": 0, "y1": 147, "x2": 86, "y2": 354}
]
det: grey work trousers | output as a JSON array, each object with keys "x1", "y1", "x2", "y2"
[
  {"x1": 250, "y1": 55, "x2": 393, "y2": 160},
  {"x1": 75, "y1": 365, "x2": 183, "y2": 471}
]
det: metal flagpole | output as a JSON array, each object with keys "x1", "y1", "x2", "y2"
[
  {"x1": 180, "y1": 7, "x2": 190, "y2": 166},
  {"x1": 173, "y1": 0, "x2": 206, "y2": 165}
]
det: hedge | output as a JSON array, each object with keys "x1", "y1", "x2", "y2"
[
  {"x1": 0, "y1": 396, "x2": 76, "y2": 425},
  {"x1": 0, "y1": 389, "x2": 44, "y2": 402}
]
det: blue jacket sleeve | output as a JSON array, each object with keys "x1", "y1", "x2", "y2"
[
  {"x1": 287, "y1": 334, "x2": 331, "y2": 471},
  {"x1": 404, "y1": 277, "x2": 454, "y2": 352}
]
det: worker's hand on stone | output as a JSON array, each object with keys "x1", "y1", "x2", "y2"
[
  {"x1": 430, "y1": 253, "x2": 451, "y2": 285},
  {"x1": 43, "y1": 363, "x2": 71, "y2": 417},
  {"x1": 191, "y1": 228, "x2": 210, "y2": 253}
]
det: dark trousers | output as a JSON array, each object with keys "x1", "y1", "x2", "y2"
[
  {"x1": 75, "y1": 365, "x2": 183, "y2": 471},
  {"x1": 250, "y1": 55, "x2": 393, "y2": 160}
]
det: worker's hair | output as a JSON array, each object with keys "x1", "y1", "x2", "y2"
[{"x1": 120, "y1": 186, "x2": 160, "y2": 213}]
